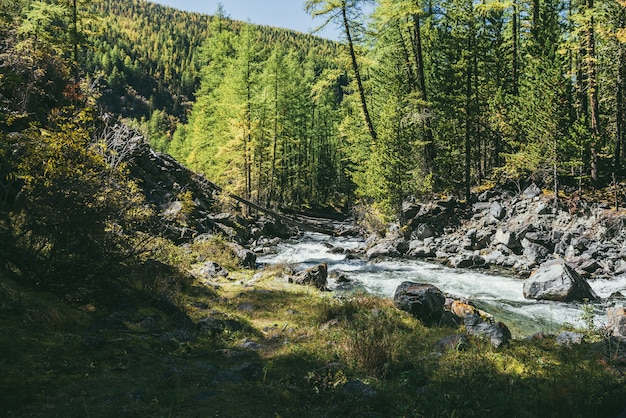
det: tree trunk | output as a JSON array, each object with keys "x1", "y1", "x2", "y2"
[
  {"x1": 616, "y1": 20, "x2": 626, "y2": 174},
  {"x1": 341, "y1": 4, "x2": 377, "y2": 142},
  {"x1": 398, "y1": 26, "x2": 417, "y2": 91},
  {"x1": 269, "y1": 60, "x2": 279, "y2": 205},
  {"x1": 411, "y1": 11, "x2": 436, "y2": 173},
  {"x1": 512, "y1": 0, "x2": 519, "y2": 96},
  {"x1": 245, "y1": 59, "x2": 252, "y2": 208},
  {"x1": 73, "y1": 0, "x2": 78, "y2": 62},
  {"x1": 465, "y1": 41, "x2": 473, "y2": 201},
  {"x1": 586, "y1": 0, "x2": 599, "y2": 184},
  {"x1": 532, "y1": 0, "x2": 540, "y2": 41}
]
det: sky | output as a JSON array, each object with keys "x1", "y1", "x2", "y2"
[{"x1": 151, "y1": 1, "x2": 343, "y2": 40}]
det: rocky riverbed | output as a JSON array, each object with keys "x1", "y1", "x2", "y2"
[{"x1": 366, "y1": 183, "x2": 626, "y2": 287}]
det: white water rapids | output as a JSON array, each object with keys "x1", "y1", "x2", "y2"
[{"x1": 258, "y1": 232, "x2": 626, "y2": 337}]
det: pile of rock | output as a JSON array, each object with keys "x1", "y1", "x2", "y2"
[{"x1": 366, "y1": 183, "x2": 626, "y2": 284}]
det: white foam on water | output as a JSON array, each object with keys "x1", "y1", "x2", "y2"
[{"x1": 258, "y1": 233, "x2": 625, "y2": 336}]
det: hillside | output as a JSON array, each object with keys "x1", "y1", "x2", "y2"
[{"x1": 86, "y1": 0, "x2": 338, "y2": 121}]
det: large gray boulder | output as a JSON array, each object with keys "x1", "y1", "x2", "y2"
[
  {"x1": 407, "y1": 240, "x2": 435, "y2": 258},
  {"x1": 448, "y1": 254, "x2": 486, "y2": 269},
  {"x1": 366, "y1": 238, "x2": 406, "y2": 259},
  {"x1": 523, "y1": 183, "x2": 542, "y2": 198},
  {"x1": 464, "y1": 314, "x2": 511, "y2": 348},
  {"x1": 556, "y1": 331, "x2": 584, "y2": 346},
  {"x1": 196, "y1": 261, "x2": 229, "y2": 279},
  {"x1": 393, "y1": 282, "x2": 445, "y2": 323},
  {"x1": 401, "y1": 201, "x2": 422, "y2": 221},
  {"x1": 523, "y1": 259, "x2": 598, "y2": 302}
]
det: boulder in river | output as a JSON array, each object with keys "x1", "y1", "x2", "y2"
[
  {"x1": 393, "y1": 282, "x2": 445, "y2": 324},
  {"x1": 522, "y1": 259, "x2": 598, "y2": 302}
]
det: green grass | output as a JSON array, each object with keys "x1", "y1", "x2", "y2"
[{"x1": 1, "y1": 254, "x2": 626, "y2": 417}]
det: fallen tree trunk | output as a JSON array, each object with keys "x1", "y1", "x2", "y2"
[{"x1": 228, "y1": 194, "x2": 336, "y2": 235}]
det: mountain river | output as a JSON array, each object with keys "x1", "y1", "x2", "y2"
[{"x1": 258, "y1": 232, "x2": 626, "y2": 337}]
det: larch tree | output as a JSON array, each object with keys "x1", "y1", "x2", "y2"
[{"x1": 306, "y1": 0, "x2": 378, "y2": 143}]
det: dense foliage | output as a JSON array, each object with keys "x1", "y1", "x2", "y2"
[
  {"x1": 167, "y1": 11, "x2": 349, "y2": 208},
  {"x1": 337, "y1": 0, "x2": 626, "y2": 212},
  {"x1": 0, "y1": 0, "x2": 158, "y2": 299},
  {"x1": 110, "y1": 0, "x2": 624, "y2": 215}
]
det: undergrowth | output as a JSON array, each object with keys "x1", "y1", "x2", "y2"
[{"x1": 1, "y1": 249, "x2": 626, "y2": 417}]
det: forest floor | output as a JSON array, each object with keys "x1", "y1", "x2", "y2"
[{"x1": 2, "y1": 238, "x2": 626, "y2": 418}]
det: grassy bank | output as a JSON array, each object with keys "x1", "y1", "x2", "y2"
[{"x1": 1, "y1": 247, "x2": 625, "y2": 417}]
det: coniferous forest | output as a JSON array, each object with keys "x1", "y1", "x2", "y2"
[
  {"x1": 85, "y1": 0, "x2": 626, "y2": 215},
  {"x1": 149, "y1": 0, "x2": 625, "y2": 215},
  {"x1": 2, "y1": 0, "x2": 626, "y2": 416}
]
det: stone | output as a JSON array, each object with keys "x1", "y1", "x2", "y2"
[
  {"x1": 197, "y1": 261, "x2": 229, "y2": 278},
  {"x1": 579, "y1": 259, "x2": 601, "y2": 274},
  {"x1": 401, "y1": 201, "x2": 422, "y2": 221},
  {"x1": 237, "y1": 302, "x2": 255, "y2": 312},
  {"x1": 229, "y1": 243, "x2": 257, "y2": 269},
  {"x1": 343, "y1": 379, "x2": 377, "y2": 398},
  {"x1": 522, "y1": 259, "x2": 598, "y2": 302},
  {"x1": 260, "y1": 218, "x2": 293, "y2": 239},
  {"x1": 393, "y1": 282, "x2": 445, "y2": 324},
  {"x1": 474, "y1": 230, "x2": 493, "y2": 249},
  {"x1": 464, "y1": 314, "x2": 511, "y2": 348},
  {"x1": 435, "y1": 334, "x2": 470, "y2": 352},
  {"x1": 536, "y1": 201, "x2": 552, "y2": 215},
  {"x1": 290, "y1": 263, "x2": 328, "y2": 290},
  {"x1": 160, "y1": 200, "x2": 185, "y2": 220},
  {"x1": 607, "y1": 307, "x2": 626, "y2": 337},
  {"x1": 449, "y1": 254, "x2": 486, "y2": 269},
  {"x1": 140, "y1": 316, "x2": 158, "y2": 329},
  {"x1": 411, "y1": 223, "x2": 437, "y2": 240},
  {"x1": 407, "y1": 240, "x2": 435, "y2": 258},
  {"x1": 198, "y1": 317, "x2": 226, "y2": 338},
  {"x1": 473, "y1": 202, "x2": 492, "y2": 212},
  {"x1": 490, "y1": 201, "x2": 506, "y2": 220},
  {"x1": 556, "y1": 331, "x2": 584, "y2": 346},
  {"x1": 493, "y1": 228, "x2": 522, "y2": 250},
  {"x1": 523, "y1": 183, "x2": 542, "y2": 199},
  {"x1": 522, "y1": 242, "x2": 551, "y2": 264},
  {"x1": 525, "y1": 231, "x2": 552, "y2": 247},
  {"x1": 239, "y1": 339, "x2": 265, "y2": 351},
  {"x1": 366, "y1": 239, "x2": 404, "y2": 259},
  {"x1": 450, "y1": 301, "x2": 480, "y2": 318}
]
